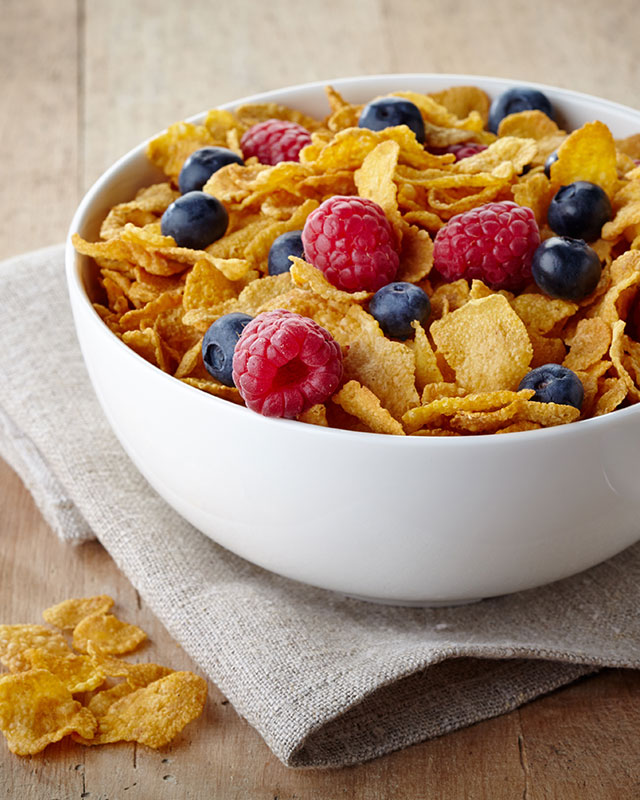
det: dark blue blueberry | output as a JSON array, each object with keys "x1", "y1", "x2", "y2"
[
  {"x1": 369, "y1": 282, "x2": 430, "y2": 339},
  {"x1": 518, "y1": 364, "x2": 584, "y2": 410},
  {"x1": 178, "y1": 147, "x2": 244, "y2": 194},
  {"x1": 358, "y1": 98, "x2": 425, "y2": 144},
  {"x1": 202, "y1": 312, "x2": 253, "y2": 386},
  {"x1": 488, "y1": 87, "x2": 554, "y2": 134},
  {"x1": 531, "y1": 237, "x2": 602, "y2": 301},
  {"x1": 161, "y1": 191, "x2": 228, "y2": 250},
  {"x1": 268, "y1": 230, "x2": 305, "y2": 275},
  {"x1": 547, "y1": 181, "x2": 612, "y2": 242},
  {"x1": 544, "y1": 150, "x2": 558, "y2": 178}
]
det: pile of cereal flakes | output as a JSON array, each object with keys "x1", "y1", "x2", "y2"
[{"x1": 73, "y1": 85, "x2": 640, "y2": 436}]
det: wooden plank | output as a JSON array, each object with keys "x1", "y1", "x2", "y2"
[
  {"x1": 0, "y1": 0, "x2": 79, "y2": 260},
  {"x1": 81, "y1": 0, "x2": 394, "y2": 189},
  {"x1": 378, "y1": 0, "x2": 640, "y2": 109}
]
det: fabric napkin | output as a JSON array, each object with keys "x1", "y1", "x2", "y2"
[{"x1": 2, "y1": 244, "x2": 640, "y2": 768}]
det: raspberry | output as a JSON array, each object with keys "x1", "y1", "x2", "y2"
[
  {"x1": 445, "y1": 142, "x2": 488, "y2": 161},
  {"x1": 232, "y1": 310, "x2": 343, "y2": 418},
  {"x1": 302, "y1": 196, "x2": 399, "y2": 292},
  {"x1": 433, "y1": 201, "x2": 540, "y2": 291},
  {"x1": 240, "y1": 119, "x2": 312, "y2": 165}
]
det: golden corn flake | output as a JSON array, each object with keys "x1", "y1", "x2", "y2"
[
  {"x1": 511, "y1": 293, "x2": 578, "y2": 335},
  {"x1": 333, "y1": 381, "x2": 405, "y2": 435},
  {"x1": 74, "y1": 671, "x2": 207, "y2": 749},
  {"x1": 0, "y1": 670, "x2": 97, "y2": 755},
  {"x1": 430, "y1": 295, "x2": 533, "y2": 393},
  {"x1": 0, "y1": 624, "x2": 70, "y2": 673},
  {"x1": 87, "y1": 643, "x2": 173, "y2": 688},
  {"x1": 23, "y1": 648, "x2": 105, "y2": 694},
  {"x1": 100, "y1": 184, "x2": 179, "y2": 240},
  {"x1": 550, "y1": 120, "x2": 618, "y2": 197},
  {"x1": 411, "y1": 321, "x2": 443, "y2": 390},
  {"x1": 343, "y1": 329, "x2": 419, "y2": 420},
  {"x1": 297, "y1": 404, "x2": 329, "y2": 426},
  {"x1": 43, "y1": 595, "x2": 115, "y2": 630},
  {"x1": 454, "y1": 136, "x2": 537, "y2": 176},
  {"x1": 428, "y1": 86, "x2": 491, "y2": 126},
  {"x1": 497, "y1": 110, "x2": 562, "y2": 140},
  {"x1": 403, "y1": 390, "x2": 528, "y2": 433},
  {"x1": 564, "y1": 318, "x2": 612, "y2": 371},
  {"x1": 72, "y1": 612, "x2": 147, "y2": 655}
]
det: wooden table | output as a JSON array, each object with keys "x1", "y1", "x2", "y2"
[{"x1": 2, "y1": 1, "x2": 640, "y2": 796}]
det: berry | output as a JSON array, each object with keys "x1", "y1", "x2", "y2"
[
  {"x1": 518, "y1": 364, "x2": 584, "y2": 410},
  {"x1": 268, "y1": 230, "x2": 305, "y2": 275},
  {"x1": 544, "y1": 150, "x2": 558, "y2": 177},
  {"x1": 433, "y1": 201, "x2": 541, "y2": 291},
  {"x1": 531, "y1": 237, "x2": 602, "y2": 301},
  {"x1": 202, "y1": 313, "x2": 253, "y2": 386},
  {"x1": 547, "y1": 181, "x2": 612, "y2": 242},
  {"x1": 369, "y1": 282, "x2": 431, "y2": 339},
  {"x1": 232, "y1": 310, "x2": 343, "y2": 418},
  {"x1": 488, "y1": 87, "x2": 554, "y2": 134},
  {"x1": 302, "y1": 196, "x2": 399, "y2": 293},
  {"x1": 358, "y1": 97, "x2": 425, "y2": 144},
  {"x1": 178, "y1": 147, "x2": 244, "y2": 194},
  {"x1": 160, "y1": 191, "x2": 228, "y2": 250},
  {"x1": 443, "y1": 142, "x2": 488, "y2": 161},
  {"x1": 240, "y1": 119, "x2": 312, "y2": 165}
]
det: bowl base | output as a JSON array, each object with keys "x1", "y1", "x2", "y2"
[{"x1": 342, "y1": 593, "x2": 483, "y2": 608}]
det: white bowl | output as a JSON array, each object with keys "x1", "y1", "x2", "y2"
[{"x1": 66, "y1": 74, "x2": 640, "y2": 605}]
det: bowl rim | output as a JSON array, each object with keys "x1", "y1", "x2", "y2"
[{"x1": 65, "y1": 72, "x2": 640, "y2": 447}]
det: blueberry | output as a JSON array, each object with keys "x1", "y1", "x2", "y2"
[
  {"x1": 518, "y1": 364, "x2": 584, "y2": 410},
  {"x1": 547, "y1": 181, "x2": 612, "y2": 242},
  {"x1": 202, "y1": 313, "x2": 253, "y2": 386},
  {"x1": 161, "y1": 191, "x2": 228, "y2": 250},
  {"x1": 369, "y1": 282, "x2": 430, "y2": 339},
  {"x1": 358, "y1": 98, "x2": 425, "y2": 144},
  {"x1": 531, "y1": 237, "x2": 601, "y2": 301},
  {"x1": 544, "y1": 150, "x2": 558, "y2": 178},
  {"x1": 178, "y1": 147, "x2": 244, "y2": 194},
  {"x1": 268, "y1": 230, "x2": 305, "y2": 275},
  {"x1": 488, "y1": 87, "x2": 554, "y2": 134}
]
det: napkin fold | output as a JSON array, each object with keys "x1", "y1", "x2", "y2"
[{"x1": 1, "y1": 244, "x2": 640, "y2": 768}]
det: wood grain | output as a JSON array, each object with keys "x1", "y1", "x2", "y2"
[{"x1": 2, "y1": 0, "x2": 640, "y2": 796}]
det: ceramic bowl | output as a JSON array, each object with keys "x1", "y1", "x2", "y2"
[{"x1": 66, "y1": 74, "x2": 640, "y2": 605}]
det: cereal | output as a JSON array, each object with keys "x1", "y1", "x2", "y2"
[
  {"x1": 0, "y1": 625, "x2": 70, "y2": 672},
  {"x1": 73, "y1": 84, "x2": 640, "y2": 435},
  {"x1": 72, "y1": 612, "x2": 147, "y2": 655},
  {"x1": 0, "y1": 598, "x2": 206, "y2": 756},
  {"x1": 0, "y1": 670, "x2": 96, "y2": 755},
  {"x1": 23, "y1": 648, "x2": 105, "y2": 694},
  {"x1": 43, "y1": 595, "x2": 115, "y2": 629},
  {"x1": 430, "y1": 295, "x2": 533, "y2": 393},
  {"x1": 73, "y1": 672, "x2": 207, "y2": 748}
]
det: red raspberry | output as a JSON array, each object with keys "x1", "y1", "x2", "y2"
[
  {"x1": 302, "y1": 196, "x2": 399, "y2": 292},
  {"x1": 433, "y1": 201, "x2": 541, "y2": 291},
  {"x1": 232, "y1": 310, "x2": 343, "y2": 418},
  {"x1": 445, "y1": 142, "x2": 488, "y2": 161},
  {"x1": 240, "y1": 119, "x2": 312, "y2": 165}
]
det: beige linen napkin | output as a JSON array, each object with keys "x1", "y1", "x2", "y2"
[{"x1": 1, "y1": 245, "x2": 640, "y2": 768}]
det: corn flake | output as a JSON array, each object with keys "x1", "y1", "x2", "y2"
[
  {"x1": 0, "y1": 624, "x2": 70, "y2": 673},
  {"x1": 73, "y1": 671, "x2": 207, "y2": 749},
  {"x1": 43, "y1": 595, "x2": 115, "y2": 630},
  {"x1": 72, "y1": 612, "x2": 147, "y2": 655},
  {"x1": 430, "y1": 295, "x2": 533, "y2": 392},
  {"x1": 0, "y1": 670, "x2": 97, "y2": 755}
]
